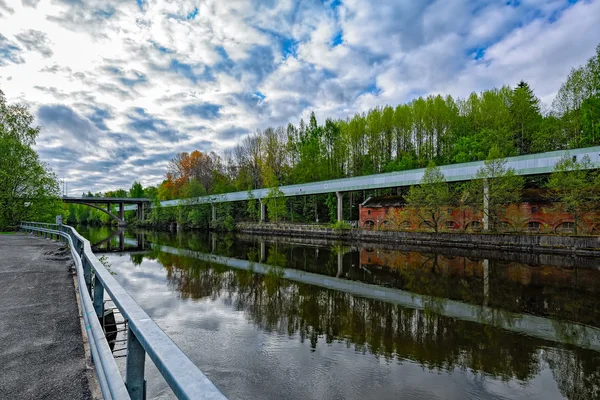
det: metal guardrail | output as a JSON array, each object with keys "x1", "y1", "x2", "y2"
[{"x1": 19, "y1": 222, "x2": 227, "y2": 400}]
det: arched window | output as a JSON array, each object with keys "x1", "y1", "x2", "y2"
[
  {"x1": 364, "y1": 220, "x2": 375, "y2": 229},
  {"x1": 528, "y1": 221, "x2": 540, "y2": 232},
  {"x1": 468, "y1": 221, "x2": 482, "y2": 231},
  {"x1": 556, "y1": 222, "x2": 575, "y2": 233}
]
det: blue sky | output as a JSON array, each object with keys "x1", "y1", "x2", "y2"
[{"x1": 0, "y1": 0, "x2": 599, "y2": 193}]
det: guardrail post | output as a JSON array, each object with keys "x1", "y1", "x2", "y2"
[
  {"x1": 93, "y1": 274, "x2": 104, "y2": 318},
  {"x1": 82, "y1": 257, "x2": 93, "y2": 296},
  {"x1": 126, "y1": 327, "x2": 146, "y2": 400}
]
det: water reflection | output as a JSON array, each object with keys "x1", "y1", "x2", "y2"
[{"x1": 84, "y1": 228, "x2": 600, "y2": 400}]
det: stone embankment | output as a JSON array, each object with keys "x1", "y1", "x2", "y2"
[{"x1": 236, "y1": 223, "x2": 600, "y2": 257}]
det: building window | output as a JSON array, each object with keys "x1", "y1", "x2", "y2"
[
  {"x1": 385, "y1": 209, "x2": 389, "y2": 215},
  {"x1": 445, "y1": 221, "x2": 455, "y2": 229},
  {"x1": 367, "y1": 210, "x2": 371, "y2": 215},
  {"x1": 557, "y1": 222, "x2": 575, "y2": 233},
  {"x1": 469, "y1": 221, "x2": 482, "y2": 231},
  {"x1": 528, "y1": 221, "x2": 540, "y2": 232},
  {"x1": 531, "y1": 206, "x2": 538, "y2": 214},
  {"x1": 402, "y1": 221, "x2": 411, "y2": 229},
  {"x1": 447, "y1": 208, "x2": 452, "y2": 215}
]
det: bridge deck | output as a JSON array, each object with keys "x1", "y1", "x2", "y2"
[{"x1": 0, "y1": 234, "x2": 93, "y2": 400}]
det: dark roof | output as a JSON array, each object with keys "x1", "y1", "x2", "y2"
[{"x1": 362, "y1": 196, "x2": 406, "y2": 208}]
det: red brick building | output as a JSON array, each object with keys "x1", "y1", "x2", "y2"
[{"x1": 358, "y1": 192, "x2": 600, "y2": 234}]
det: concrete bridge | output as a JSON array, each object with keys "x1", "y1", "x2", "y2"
[
  {"x1": 123, "y1": 146, "x2": 600, "y2": 227},
  {"x1": 63, "y1": 197, "x2": 150, "y2": 226}
]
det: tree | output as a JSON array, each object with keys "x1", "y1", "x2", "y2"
[
  {"x1": 129, "y1": 181, "x2": 144, "y2": 198},
  {"x1": 405, "y1": 162, "x2": 453, "y2": 232},
  {"x1": 546, "y1": 153, "x2": 599, "y2": 234},
  {"x1": 265, "y1": 186, "x2": 286, "y2": 223},
  {"x1": 0, "y1": 89, "x2": 62, "y2": 230},
  {"x1": 510, "y1": 81, "x2": 541, "y2": 155},
  {"x1": 181, "y1": 178, "x2": 206, "y2": 199},
  {"x1": 471, "y1": 147, "x2": 524, "y2": 231}
]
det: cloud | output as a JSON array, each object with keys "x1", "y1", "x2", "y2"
[
  {"x1": 15, "y1": 29, "x2": 53, "y2": 57},
  {"x1": 127, "y1": 108, "x2": 186, "y2": 141},
  {"x1": 36, "y1": 104, "x2": 102, "y2": 148},
  {"x1": 0, "y1": 0, "x2": 598, "y2": 192}
]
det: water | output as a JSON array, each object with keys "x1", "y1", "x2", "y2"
[{"x1": 77, "y1": 226, "x2": 600, "y2": 400}]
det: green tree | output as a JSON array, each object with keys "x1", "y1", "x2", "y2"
[
  {"x1": 546, "y1": 153, "x2": 599, "y2": 234},
  {"x1": 405, "y1": 162, "x2": 453, "y2": 232},
  {"x1": 0, "y1": 89, "x2": 62, "y2": 230},
  {"x1": 181, "y1": 178, "x2": 206, "y2": 199},
  {"x1": 265, "y1": 186, "x2": 286, "y2": 223},
  {"x1": 471, "y1": 147, "x2": 524, "y2": 231},
  {"x1": 246, "y1": 188, "x2": 258, "y2": 221},
  {"x1": 510, "y1": 81, "x2": 541, "y2": 155},
  {"x1": 129, "y1": 181, "x2": 145, "y2": 198}
]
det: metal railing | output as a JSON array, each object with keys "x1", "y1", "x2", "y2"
[{"x1": 19, "y1": 222, "x2": 227, "y2": 400}]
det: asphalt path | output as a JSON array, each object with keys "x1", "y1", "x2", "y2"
[{"x1": 0, "y1": 234, "x2": 92, "y2": 400}]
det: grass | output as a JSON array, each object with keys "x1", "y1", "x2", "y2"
[{"x1": 0, "y1": 231, "x2": 16, "y2": 235}]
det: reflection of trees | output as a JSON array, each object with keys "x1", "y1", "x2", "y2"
[
  {"x1": 152, "y1": 252, "x2": 567, "y2": 382},
  {"x1": 544, "y1": 348, "x2": 600, "y2": 400}
]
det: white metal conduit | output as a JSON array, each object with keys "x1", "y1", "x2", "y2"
[
  {"x1": 19, "y1": 222, "x2": 228, "y2": 400},
  {"x1": 124, "y1": 146, "x2": 600, "y2": 210}
]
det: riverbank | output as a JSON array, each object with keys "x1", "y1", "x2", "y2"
[{"x1": 236, "y1": 223, "x2": 600, "y2": 257}]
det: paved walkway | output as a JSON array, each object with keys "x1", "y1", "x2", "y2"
[{"x1": 0, "y1": 234, "x2": 92, "y2": 400}]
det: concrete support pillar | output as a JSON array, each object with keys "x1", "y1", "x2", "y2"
[
  {"x1": 259, "y1": 199, "x2": 266, "y2": 223},
  {"x1": 483, "y1": 259, "x2": 489, "y2": 307},
  {"x1": 211, "y1": 233, "x2": 217, "y2": 253},
  {"x1": 336, "y1": 191, "x2": 344, "y2": 222},
  {"x1": 140, "y1": 203, "x2": 145, "y2": 221},
  {"x1": 336, "y1": 252, "x2": 343, "y2": 278},
  {"x1": 483, "y1": 179, "x2": 489, "y2": 232},
  {"x1": 118, "y1": 202, "x2": 127, "y2": 227},
  {"x1": 260, "y1": 240, "x2": 266, "y2": 262},
  {"x1": 211, "y1": 204, "x2": 217, "y2": 224}
]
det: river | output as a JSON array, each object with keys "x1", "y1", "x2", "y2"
[{"x1": 77, "y1": 226, "x2": 600, "y2": 400}]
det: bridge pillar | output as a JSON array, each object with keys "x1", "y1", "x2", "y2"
[
  {"x1": 336, "y1": 251, "x2": 343, "y2": 277},
  {"x1": 211, "y1": 204, "x2": 217, "y2": 224},
  {"x1": 483, "y1": 179, "x2": 489, "y2": 232},
  {"x1": 118, "y1": 203, "x2": 127, "y2": 227},
  {"x1": 260, "y1": 240, "x2": 266, "y2": 262},
  {"x1": 336, "y1": 192, "x2": 344, "y2": 222},
  {"x1": 137, "y1": 203, "x2": 145, "y2": 221},
  {"x1": 259, "y1": 199, "x2": 266, "y2": 222}
]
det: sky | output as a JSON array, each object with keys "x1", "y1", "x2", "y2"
[{"x1": 1, "y1": 0, "x2": 599, "y2": 194}]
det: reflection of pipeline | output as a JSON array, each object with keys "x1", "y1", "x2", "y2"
[{"x1": 153, "y1": 243, "x2": 600, "y2": 352}]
